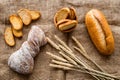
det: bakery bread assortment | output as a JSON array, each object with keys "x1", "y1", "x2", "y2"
[
  {"x1": 85, "y1": 9, "x2": 114, "y2": 55},
  {"x1": 5, "y1": 7, "x2": 116, "y2": 77},
  {"x1": 54, "y1": 7, "x2": 78, "y2": 32},
  {"x1": 8, "y1": 26, "x2": 47, "y2": 74}
]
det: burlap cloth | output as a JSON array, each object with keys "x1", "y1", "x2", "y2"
[{"x1": 0, "y1": 0, "x2": 120, "y2": 80}]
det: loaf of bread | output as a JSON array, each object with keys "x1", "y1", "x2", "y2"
[
  {"x1": 85, "y1": 9, "x2": 114, "y2": 55},
  {"x1": 8, "y1": 26, "x2": 47, "y2": 74}
]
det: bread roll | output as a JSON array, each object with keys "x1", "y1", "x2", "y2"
[{"x1": 85, "y1": 9, "x2": 114, "y2": 55}]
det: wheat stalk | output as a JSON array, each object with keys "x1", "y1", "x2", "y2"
[{"x1": 46, "y1": 36, "x2": 120, "y2": 80}]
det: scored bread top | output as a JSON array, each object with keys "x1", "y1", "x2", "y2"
[
  {"x1": 85, "y1": 9, "x2": 114, "y2": 55},
  {"x1": 92, "y1": 9, "x2": 114, "y2": 54}
]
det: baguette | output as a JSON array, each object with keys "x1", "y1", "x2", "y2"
[{"x1": 85, "y1": 9, "x2": 114, "y2": 55}]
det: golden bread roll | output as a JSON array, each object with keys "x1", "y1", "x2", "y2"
[{"x1": 85, "y1": 9, "x2": 114, "y2": 55}]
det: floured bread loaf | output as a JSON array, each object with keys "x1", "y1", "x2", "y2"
[{"x1": 8, "y1": 26, "x2": 47, "y2": 74}]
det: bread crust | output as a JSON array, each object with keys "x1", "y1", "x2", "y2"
[
  {"x1": 56, "y1": 19, "x2": 70, "y2": 28},
  {"x1": 12, "y1": 28, "x2": 23, "y2": 38},
  {"x1": 18, "y1": 9, "x2": 32, "y2": 25},
  {"x1": 69, "y1": 7, "x2": 77, "y2": 21},
  {"x1": 9, "y1": 14, "x2": 23, "y2": 30},
  {"x1": 54, "y1": 7, "x2": 70, "y2": 28},
  {"x1": 85, "y1": 9, "x2": 114, "y2": 55},
  {"x1": 4, "y1": 27, "x2": 15, "y2": 46},
  {"x1": 28, "y1": 10, "x2": 41, "y2": 20},
  {"x1": 59, "y1": 20, "x2": 77, "y2": 32}
]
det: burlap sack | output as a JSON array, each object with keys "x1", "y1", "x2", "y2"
[{"x1": 0, "y1": 0, "x2": 120, "y2": 80}]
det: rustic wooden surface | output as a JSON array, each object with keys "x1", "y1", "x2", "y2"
[{"x1": 0, "y1": 0, "x2": 120, "y2": 80}]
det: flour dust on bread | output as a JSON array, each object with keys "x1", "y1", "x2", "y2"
[{"x1": 8, "y1": 26, "x2": 47, "y2": 74}]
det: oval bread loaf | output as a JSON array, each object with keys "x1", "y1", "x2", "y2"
[{"x1": 85, "y1": 9, "x2": 114, "y2": 55}]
